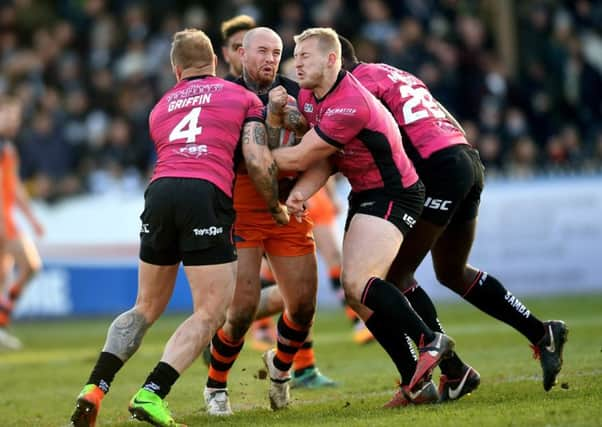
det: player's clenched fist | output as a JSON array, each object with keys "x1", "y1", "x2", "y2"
[
  {"x1": 268, "y1": 85, "x2": 289, "y2": 114},
  {"x1": 269, "y1": 202, "x2": 290, "y2": 225}
]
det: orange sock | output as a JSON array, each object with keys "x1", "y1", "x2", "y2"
[
  {"x1": 274, "y1": 312, "x2": 310, "y2": 371},
  {"x1": 254, "y1": 317, "x2": 274, "y2": 329},
  {"x1": 345, "y1": 305, "x2": 358, "y2": 323},
  {"x1": 206, "y1": 329, "x2": 244, "y2": 389},
  {"x1": 293, "y1": 341, "x2": 315, "y2": 373},
  {"x1": 0, "y1": 297, "x2": 12, "y2": 327}
]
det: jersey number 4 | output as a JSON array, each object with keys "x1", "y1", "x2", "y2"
[
  {"x1": 169, "y1": 107, "x2": 203, "y2": 143},
  {"x1": 399, "y1": 85, "x2": 445, "y2": 125}
]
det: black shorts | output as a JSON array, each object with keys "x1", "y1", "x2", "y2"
[
  {"x1": 139, "y1": 178, "x2": 237, "y2": 266},
  {"x1": 344, "y1": 181, "x2": 425, "y2": 237},
  {"x1": 417, "y1": 145, "x2": 485, "y2": 226}
]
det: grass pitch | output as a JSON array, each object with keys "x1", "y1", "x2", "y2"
[{"x1": 1, "y1": 294, "x2": 601, "y2": 426}]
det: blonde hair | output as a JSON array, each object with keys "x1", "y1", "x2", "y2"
[
  {"x1": 294, "y1": 27, "x2": 341, "y2": 59},
  {"x1": 170, "y1": 29, "x2": 214, "y2": 69},
  {"x1": 221, "y1": 15, "x2": 256, "y2": 44}
]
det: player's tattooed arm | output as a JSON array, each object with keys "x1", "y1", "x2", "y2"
[
  {"x1": 103, "y1": 308, "x2": 150, "y2": 361},
  {"x1": 283, "y1": 106, "x2": 309, "y2": 136},
  {"x1": 265, "y1": 121, "x2": 282, "y2": 150},
  {"x1": 242, "y1": 121, "x2": 289, "y2": 225}
]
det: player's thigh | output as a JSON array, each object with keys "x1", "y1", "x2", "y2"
[
  {"x1": 312, "y1": 224, "x2": 341, "y2": 268},
  {"x1": 230, "y1": 246, "x2": 264, "y2": 314},
  {"x1": 268, "y1": 252, "x2": 318, "y2": 312},
  {"x1": 386, "y1": 218, "x2": 444, "y2": 289},
  {"x1": 431, "y1": 218, "x2": 479, "y2": 287},
  {"x1": 184, "y1": 261, "x2": 237, "y2": 316},
  {"x1": 342, "y1": 213, "x2": 402, "y2": 300},
  {"x1": 136, "y1": 260, "x2": 179, "y2": 321}
]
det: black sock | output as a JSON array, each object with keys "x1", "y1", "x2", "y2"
[
  {"x1": 404, "y1": 284, "x2": 466, "y2": 377},
  {"x1": 142, "y1": 362, "x2": 180, "y2": 399},
  {"x1": 330, "y1": 276, "x2": 341, "y2": 292},
  {"x1": 87, "y1": 351, "x2": 124, "y2": 393},
  {"x1": 361, "y1": 277, "x2": 435, "y2": 344},
  {"x1": 462, "y1": 271, "x2": 545, "y2": 345},
  {"x1": 365, "y1": 312, "x2": 416, "y2": 385}
]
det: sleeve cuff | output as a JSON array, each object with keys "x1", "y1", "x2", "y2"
[{"x1": 315, "y1": 126, "x2": 344, "y2": 149}]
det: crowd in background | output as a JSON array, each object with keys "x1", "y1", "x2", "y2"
[{"x1": 0, "y1": 0, "x2": 600, "y2": 202}]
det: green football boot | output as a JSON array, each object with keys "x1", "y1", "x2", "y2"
[{"x1": 128, "y1": 388, "x2": 186, "y2": 427}]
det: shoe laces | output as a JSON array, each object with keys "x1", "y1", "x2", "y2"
[
  {"x1": 530, "y1": 344, "x2": 541, "y2": 360},
  {"x1": 210, "y1": 391, "x2": 229, "y2": 412}
]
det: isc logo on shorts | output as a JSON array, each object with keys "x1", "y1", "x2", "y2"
[
  {"x1": 402, "y1": 213, "x2": 416, "y2": 228},
  {"x1": 424, "y1": 197, "x2": 452, "y2": 211},
  {"x1": 193, "y1": 226, "x2": 223, "y2": 236}
]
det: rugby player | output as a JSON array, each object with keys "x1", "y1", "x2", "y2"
[
  {"x1": 70, "y1": 28, "x2": 286, "y2": 427},
  {"x1": 269, "y1": 27, "x2": 456, "y2": 406},
  {"x1": 339, "y1": 35, "x2": 568, "y2": 400}
]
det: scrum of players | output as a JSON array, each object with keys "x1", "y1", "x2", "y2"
[{"x1": 69, "y1": 17, "x2": 568, "y2": 427}]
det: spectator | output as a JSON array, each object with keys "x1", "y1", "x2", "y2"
[{"x1": 0, "y1": 0, "x2": 599, "y2": 203}]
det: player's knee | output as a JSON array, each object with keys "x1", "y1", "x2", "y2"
[
  {"x1": 434, "y1": 266, "x2": 464, "y2": 292},
  {"x1": 25, "y1": 262, "x2": 42, "y2": 280},
  {"x1": 287, "y1": 303, "x2": 315, "y2": 328},
  {"x1": 226, "y1": 310, "x2": 255, "y2": 340},
  {"x1": 134, "y1": 301, "x2": 164, "y2": 324},
  {"x1": 340, "y1": 271, "x2": 363, "y2": 303}
]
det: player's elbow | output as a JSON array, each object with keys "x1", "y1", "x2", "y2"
[{"x1": 244, "y1": 157, "x2": 265, "y2": 177}]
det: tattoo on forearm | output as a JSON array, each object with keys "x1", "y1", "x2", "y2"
[
  {"x1": 103, "y1": 308, "x2": 149, "y2": 362},
  {"x1": 266, "y1": 124, "x2": 281, "y2": 150},
  {"x1": 287, "y1": 110, "x2": 301, "y2": 129},
  {"x1": 253, "y1": 123, "x2": 267, "y2": 146},
  {"x1": 285, "y1": 109, "x2": 308, "y2": 134},
  {"x1": 267, "y1": 160, "x2": 278, "y2": 177},
  {"x1": 242, "y1": 125, "x2": 251, "y2": 145},
  {"x1": 269, "y1": 160, "x2": 279, "y2": 207}
]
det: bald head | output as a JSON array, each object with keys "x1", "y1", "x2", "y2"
[
  {"x1": 241, "y1": 27, "x2": 283, "y2": 90},
  {"x1": 242, "y1": 27, "x2": 282, "y2": 50}
]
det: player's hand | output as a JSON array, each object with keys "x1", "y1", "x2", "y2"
[
  {"x1": 268, "y1": 86, "x2": 289, "y2": 114},
  {"x1": 286, "y1": 191, "x2": 307, "y2": 223},
  {"x1": 269, "y1": 202, "x2": 290, "y2": 225}
]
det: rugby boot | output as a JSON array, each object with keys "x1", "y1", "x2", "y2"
[
  {"x1": 409, "y1": 332, "x2": 455, "y2": 390},
  {"x1": 70, "y1": 384, "x2": 104, "y2": 427},
  {"x1": 439, "y1": 364, "x2": 481, "y2": 402},
  {"x1": 384, "y1": 378, "x2": 439, "y2": 408},
  {"x1": 262, "y1": 349, "x2": 291, "y2": 410},
  {"x1": 353, "y1": 321, "x2": 375, "y2": 345},
  {"x1": 290, "y1": 367, "x2": 337, "y2": 389},
  {"x1": 531, "y1": 320, "x2": 568, "y2": 391},
  {"x1": 128, "y1": 388, "x2": 185, "y2": 427},
  {"x1": 0, "y1": 328, "x2": 22, "y2": 350},
  {"x1": 204, "y1": 387, "x2": 233, "y2": 416}
]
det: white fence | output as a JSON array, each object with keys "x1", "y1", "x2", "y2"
[{"x1": 12, "y1": 175, "x2": 602, "y2": 317}]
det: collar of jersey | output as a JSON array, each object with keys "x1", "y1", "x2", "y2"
[
  {"x1": 313, "y1": 70, "x2": 347, "y2": 103},
  {"x1": 182, "y1": 75, "x2": 213, "y2": 81}
]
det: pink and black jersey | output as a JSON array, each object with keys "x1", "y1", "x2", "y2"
[
  {"x1": 298, "y1": 71, "x2": 418, "y2": 194},
  {"x1": 351, "y1": 63, "x2": 468, "y2": 162},
  {"x1": 149, "y1": 75, "x2": 264, "y2": 197}
]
